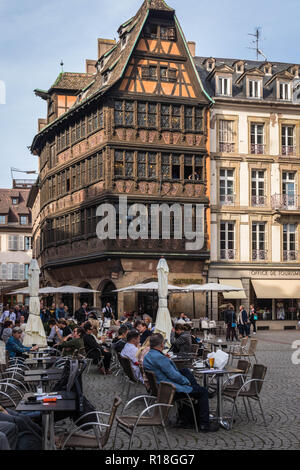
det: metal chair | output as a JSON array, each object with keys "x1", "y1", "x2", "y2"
[
  {"x1": 57, "y1": 397, "x2": 122, "y2": 450},
  {"x1": 113, "y1": 381, "x2": 175, "y2": 450},
  {"x1": 118, "y1": 356, "x2": 143, "y2": 400},
  {"x1": 229, "y1": 337, "x2": 249, "y2": 363},
  {"x1": 223, "y1": 364, "x2": 267, "y2": 428},
  {"x1": 145, "y1": 369, "x2": 199, "y2": 432}
]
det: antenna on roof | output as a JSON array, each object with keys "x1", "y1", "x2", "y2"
[
  {"x1": 248, "y1": 27, "x2": 267, "y2": 61},
  {"x1": 60, "y1": 60, "x2": 64, "y2": 73}
]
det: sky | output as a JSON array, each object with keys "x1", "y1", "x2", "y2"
[{"x1": 0, "y1": 0, "x2": 300, "y2": 188}]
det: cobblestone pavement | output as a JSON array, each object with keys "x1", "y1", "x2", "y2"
[{"x1": 83, "y1": 331, "x2": 300, "y2": 450}]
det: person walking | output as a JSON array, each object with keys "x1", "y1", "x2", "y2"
[
  {"x1": 237, "y1": 305, "x2": 250, "y2": 338},
  {"x1": 224, "y1": 304, "x2": 238, "y2": 341},
  {"x1": 249, "y1": 304, "x2": 257, "y2": 335}
]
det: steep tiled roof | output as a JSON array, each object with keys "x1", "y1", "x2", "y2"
[
  {"x1": 0, "y1": 189, "x2": 31, "y2": 224},
  {"x1": 50, "y1": 72, "x2": 95, "y2": 91}
]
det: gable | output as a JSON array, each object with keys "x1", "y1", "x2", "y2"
[{"x1": 118, "y1": 15, "x2": 211, "y2": 102}]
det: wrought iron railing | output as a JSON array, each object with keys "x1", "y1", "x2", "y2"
[
  {"x1": 252, "y1": 249, "x2": 268, "y2": 261},
  {"x1": 251, "y1": 195, "x2": 267, "y2": 207},
  {"x1": 220, "y1": 194, "x2": 235, "y2": 205},
  {"x1": 283, "y1": 250, "x2": 298, "y2": 261},
  {"x1": 271, "y1": 194, "x2": 299, "y2": 210},
  {"x1": 220, "y1": 249, "x2": 236, "y2": 260},
  {"x1": 251, "y1": 144, "x2": 265, "y2": 155}
]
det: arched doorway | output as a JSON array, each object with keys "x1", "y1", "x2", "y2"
[
  {"x1": 79, "y1": 283, "x2": 94, "y2": 309},
  {"x1": 138, "y1": 278, "x2": 158, "y2": 321},
  {"x1": 100, "y1": 281, "x2": 118, "y2": 318}
]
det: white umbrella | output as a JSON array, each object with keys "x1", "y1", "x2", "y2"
[
  {"x1": 23, "y1": 259, "x2": 47, "y2": 347},
  {"x1": 183, "y1": 283, "x2": 243, "y2": 320},
  {"x1": 112, "y1": 281, "x2": 184, "y2": 293},
  {"x1": 154, "y1": 259, "x2": 173, "y2": 347},
  {"x1": 55, "y1": 286, "x2": 99, "y2": 294},
  {"x1": 9, "y1": 286, "x2": 57, "y2": 295}
]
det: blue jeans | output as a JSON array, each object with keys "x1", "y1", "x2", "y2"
[{"x1": 174, "y1": 368, "x2": 210, "y2": 426}]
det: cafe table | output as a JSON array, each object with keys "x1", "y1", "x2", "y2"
[
  {"x1": 25, "y1": 357, "x2": 57, "y2": 369},
  {"x1": 203, "y1": 339, "x2": 228, "y2": 352},
  {"x1": 24, "y1": 368, "x2": 63, "y2": 392},
  {"x1": 193, "y1": 366, "x2": 242, "y2": 430},
  {"x1": 16, "y1": 391, "x2": 76, "y2": 450}
]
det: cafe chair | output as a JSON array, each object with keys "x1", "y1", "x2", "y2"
[
  {"x1": 56, "y1": 397, "x2": 122, "y2": 450},
  {"x1": 223, "y1": 364, "x2": 268, "y2": 428},
  {"x1": 145, "y1": 369, "x2": 199, "y2": 433},
  {"x1": 118, "y1": 356, "x2": 144, "y2": 401},
  {"x1": 113, "y1": 381, "x2": 175, "y2": 450},
  {"x1": 237, "y1": 339, "x2": 258, "y2": 365},
  {"x1": 228, "y1": 337, "x2": 248, "y2": 363},
  {"x1": 222, "y1": 360, "x2": 251, "y2": 392}
]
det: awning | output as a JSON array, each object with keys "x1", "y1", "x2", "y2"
[
  {"x1": 219, "y1": 279, "x2": 247, "y2": 299},
  {"x1": 252, "y1": 280, "x2": 300, "y2": 299}
]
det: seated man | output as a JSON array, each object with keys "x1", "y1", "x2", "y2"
[
  {"x1": 112, "y1": 325, "x2": 128, "y2": 353},
  {"x1": 83, "y1": 322, "x2": 111, "y2": 374},
  {"x1": 135, "y1": 321, "x2": 152, "y2": 345},
  {"x1": 59, "y1": 327, "x2": 86, "y2": 357},
  {"x1": 170, "y1": 323, "x2": 192, "y2": 354},
  {"x1": 143, "y1": 333, "x2": 218, "y2": 432},
  {"x1": 177, "y1": 312, "x2": 190, "y2": 324},
  {"x1": 6, "y1": 327, "x2": 38, "y2": 359},
  {"x1": 121, "y1": 330, "x2": 143, "y2": 383}
]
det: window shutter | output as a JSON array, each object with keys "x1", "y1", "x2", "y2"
[
  {"x1": 7, "y1": 264, "x2": 13, "y2": 280},
  {"x1": 1, "y1": 263, "x2": 7, "y2": 280},
  {"x1": 19, "y1": 236, "x2": 24, "y2": 251},
  {"x1": 19, "y1": 264, "x2": 25, "y2": 280},
  {"x1": 8, "y1": 235, "x2": 13, "y2": 251}
]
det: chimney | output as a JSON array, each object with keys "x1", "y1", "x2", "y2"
[
  {"x1": 85, "y1": 60, "x2": 97, "y2": 74},
  {"x1": 188, "y1": 41, "x2": 196, "y2": 57},
  {"x1": 98, "y1": 38, "x2": 116, "y2": 60}
]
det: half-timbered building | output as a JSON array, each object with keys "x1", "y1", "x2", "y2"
[{"x1": 30, "y1": 0, "x2": 212, "y2": 317}]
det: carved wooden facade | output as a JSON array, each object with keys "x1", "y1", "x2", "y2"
[{"x1": 30, "y1": 0, "x2": 212, "y2": 316}]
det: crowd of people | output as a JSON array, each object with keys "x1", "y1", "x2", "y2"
[
  {"x1": 0, "y1": 299, "x2": 262, "y2": 440},
  {"x1": 223, "y1": 303, "x2": 257, "y2": 342}
]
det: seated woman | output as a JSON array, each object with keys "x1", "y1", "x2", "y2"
[{"x1": 83, "y1": 322, "x2": 111, "y2": 375}]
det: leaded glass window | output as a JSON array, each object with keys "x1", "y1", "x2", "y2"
[
  {"x1": 114, "y1": 151, "x2": 124, "y2": 176},
  {"x1": 138, "y1": 152, "x2": 146, "y2": 177},
  {"x1": 171, "y1": 106, "x2": 181, "y2": 130},
  {"x1": 148, "y1": 153, "x2": 156, "y2": 178},
  {"x1": 162, "y1": 154, "x2": 170, "y2": 178},
  {"x1": 161, "y1": 105, "x2": 170, "y2": 129},
  {"x1": 125, "y1": 151, "x2": 134, "y2": 176}
]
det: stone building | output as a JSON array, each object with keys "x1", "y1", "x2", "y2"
[
  {"x1": 0, "y1": 182, "x2": 33, "y2": 307},
  {"x1": 30, "y1": 0, "x2": 213, "y2": 318},
  {"x1": 196, "y1": 57, "x2": 300, "y2": 329}
]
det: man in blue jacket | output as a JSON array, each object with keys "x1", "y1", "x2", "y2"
[
  {"x1": 143, "y1": 333, "x2": 218, "y2": 432},
  {"x1": 6, "y1": 327, "x2": 38, "y2": 358}
]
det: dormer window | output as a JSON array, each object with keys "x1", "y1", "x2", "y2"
[
  {"x1": 279, "y1": 82, "x2": 291, "y2": 100},
  {"x1": 121, "y1": 34, "x2": 128, "y2": 50},
  {"x1": 234, "y1": 61, "x2": 244, "y2": 74},
  {"x1": 20, "y1": 216, "x2": 28, "y2": 226},
  {"x1": 205, "y1": 58, "x2": 215, "y2": 72},
  {"x1": 249, "y1": 79, "x2": 262, "y2": 98},
  {"x1": 12, "y1": 198, "x2": 18, "y2": 205},
  {"x1": 0, "y1": 215, "x2": 6, "y2": 225},
  {"x1": 217, "y1": 76, "x2": 231, "y2": 96},
  {"x1": 103, "y1": 72, "x2": 109, "y2": 85}
]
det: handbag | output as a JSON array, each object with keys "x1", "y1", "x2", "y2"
[
  {"x1": 254, "y1": 315, "x2": 258, "y2": 321},
  {"x1": 231, "y1": 323, "x2": 237, "y2": 328}
]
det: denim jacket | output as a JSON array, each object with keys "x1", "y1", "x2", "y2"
[{"x1": 143, "y1": 348, "x2": 192, "y2": 394}]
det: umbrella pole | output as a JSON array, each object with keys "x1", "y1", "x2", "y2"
[
  {"x1": 193, "y1": 292, "x2": 195, "y2": 318},
  {"x1": 152, "y1": 290, "x2": 155, "y2": 321},
  {"x1": 211, "y1": 290, "x2": 213, "y2": 320}
]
